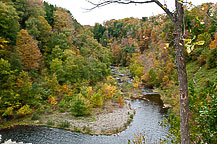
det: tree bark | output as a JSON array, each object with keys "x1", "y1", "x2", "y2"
[{"x1": 174, "y1": 1, "x2": 190, "y2": 144}]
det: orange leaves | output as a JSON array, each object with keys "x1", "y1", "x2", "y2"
[
  {"x1": 209, "y1": 32, "x2": 217, "y2": 50},
  {"x1": 48, "y1": 96, "x2": 57, "y2": 106},
  {"x1": 16, "y1": 29, "x2": 42, "y2": 71},
  {"x1": 117, "y1": 96, "x2": 124, "y2": 107},
  {"x1": 53, "y1": 8, "x2": 74, "y2": 31}
]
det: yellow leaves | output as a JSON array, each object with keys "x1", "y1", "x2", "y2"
[
  {"x1": 106, "y1": 76, "x2": 114, "y2": 83},
  {"x1": 103, "y1": 83, "x2": 117, "y2": 99},
  {"x1": 132, "y1": 77, "x2": 142, "y2": 88},
  {"x1": 164, "y1": 43, "x2": 170, "y2": 49},
  {"x1": 132, "y1": 82, "x2": 139, "y2": 88},
  {"x1": 1, "y1": 40, "x2": 8, "y2": 43},
  {"x1": 48, "y1": 96, "x2": 58, "y2": 105},
  {"x1": 0, "y1": 37, "x2": 8, "y2": 49},
  {"x1": 189, "y1": 1, "x2": 192, "y2": 5},
  {"x1": 2, "y1": 107, "x2": 14, "y2": 117},
  {"x1": 91, "y1": 92, "x2": 103, "y2": 107},
  {"x1": 17, "y1": 104, "x2": 32, "y2": 116},
  {"x1": 185, "y1": 37, "x2": 205, "y2": 54},
  {"x1": 61, "y1": 84, "x2": 68, "y2": 93},
  {"x1": 87, "y1": 86, "x2": 93, "y2": 94}
]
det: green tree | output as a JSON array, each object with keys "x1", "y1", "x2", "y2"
[
  {"x1": 37, "y1": 16, "x2": 52, "y2": 44},
  {"x1": 25, "y1": 16, "x2": 40, "y2": 38},
  {"x1": 0, "y1": 2, "x2": 20, "y2": 43},
  {"x1": 0, "y1": 58, "x2": 17, "y2": 117},
  {"x1": 13, "y1": 0, "x2": 45, "y2": 28},
  {"x1": 50, "y1": 58, "x2": 65, "y2": 82},
  {"x1": 16, "y1": 71, "x2": 33, "y2": 105},
  {"x1": 92, "y1": 23, "x2": 106, "y2": 43},
  {"x1": 44, "y1": 1, "x2": 57, "y2": 26},
  {"x1": 26, "y1": 16, "x2": 52, "y2": 52}
]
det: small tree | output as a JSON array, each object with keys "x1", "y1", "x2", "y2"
[{"x1": 87, "y1": 0, "x2": 190, "y2": 143}]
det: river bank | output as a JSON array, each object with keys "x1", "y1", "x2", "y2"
[
  {"x1": 0, "y1": 66, "x2": 169, "y2": 144},
  {"x1": 0, "y1": 101, "x2": 134, "y2": 136}
]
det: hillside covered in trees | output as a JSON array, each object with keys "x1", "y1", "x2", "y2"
[
  {"x1": 0, "y1": 0, "x2": 216, "y2": 143},
  {"x1": 0, "y1": 0, "x2": 118, "y2": 120},
  {"x1": 91, "y1": 2, "x2": 217, "y2": 143}
]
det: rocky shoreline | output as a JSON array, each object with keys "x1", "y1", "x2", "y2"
[
  {"x1": 0, "y1": 102, "x2": 135, "y2": 143},
  {"x1": 33, "y1": 101, "x2": 135, "y2": 135},
  {"x1": 0, "y1": 102, "x2": 135, "y2": 134},
  {"x1": 68, "y1": 102, "x2": 134, "y2": 135}
]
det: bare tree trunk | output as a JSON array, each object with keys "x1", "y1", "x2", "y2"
[{"x1": 175, "y1": 1, "x2": 190, "y2": 143}]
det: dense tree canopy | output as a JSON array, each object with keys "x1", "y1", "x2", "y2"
[{"x1": 0, "y1": 1, "x2": 216, "y2": 143}]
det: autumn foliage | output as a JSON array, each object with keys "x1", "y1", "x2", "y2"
[{"x1": 16, "y1": 29, "x2": 42, "y2": 71}]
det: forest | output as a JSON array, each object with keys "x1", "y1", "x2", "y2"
[{"x1": 0, "y1": 0, "x2": 216, "y2": 143}]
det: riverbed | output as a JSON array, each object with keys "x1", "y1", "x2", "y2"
[{"x1": 0, "y1": 67, "x2": 171, "y2": 144}]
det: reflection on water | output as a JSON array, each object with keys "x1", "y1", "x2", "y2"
[{"x1": 0, "y1": 100, "x2": 171, "y2": 144}]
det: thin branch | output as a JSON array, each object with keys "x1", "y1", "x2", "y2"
[
  {"x1": 153, "y1": 0, "x2": 175, "y2": 22},
  {"x1": 86, "y1": 0, "x2": 155, "y2": 11},
  {"x1": 86, "y1": 0, "x2": 175, "y2": 22}
]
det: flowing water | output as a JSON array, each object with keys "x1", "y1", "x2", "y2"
[{"x1": 0, "y1": 67, "x2": 171, "y2": 144}]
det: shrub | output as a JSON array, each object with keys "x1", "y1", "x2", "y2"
[
  {"x1": 59, "y1": 99, "x2": 67, "y2": 112},
  {"x1": 2, "y1": 107, "x2": 14, "y2": 117},
  {"x1": 129, "y1": 61, "x2": 144, "y2": 79},
  {"x1": 134, "y1": 67, "x2": 144, "y2": 79},
  {"x1": 91, "y1": 92, "x2": 103, "y2": 107},
  {"x1": 70, "y1": 97, "x2": 91, "y2": 116},
  {"x1": 17, "y1": 105, "x2": 32, "y2": 116}
]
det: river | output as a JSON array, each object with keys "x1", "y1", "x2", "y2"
[{"x1": 0, "y1": 67, "x2": 171, "y2": 144}]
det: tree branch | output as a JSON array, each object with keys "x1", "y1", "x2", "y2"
[
  {"x1": 153, "y1": 0, "x2": 175, "y2": 22},
  {"x1": 86, "y1": 0, "x2": 175, "y2": 22}
]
